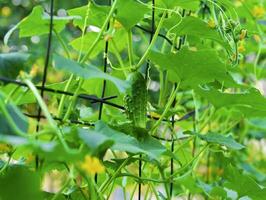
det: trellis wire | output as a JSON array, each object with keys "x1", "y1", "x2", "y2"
[
  {"x1": 35, "y1": 0, "x2": 54, "y2": 169},
  {"x1": 0, "y1": 76, "x2": 198, "y2": 123},
  {"x1": 0, "y1": 77, "x2": 119, "y2": 104},
  {"x1": 138, "y1": 0, "x2": 156, "y2": 199},
  {"x1": 95, "y1": 0, "x2": 112, "y2": 184}
]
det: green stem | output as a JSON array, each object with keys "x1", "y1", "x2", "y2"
[
  {"x1": 57, "y1": 2, "x2": 91, "y2": 119},
  {"x1": 80, "y1": 0, "x2": 118, "y2": 64},
  {"x1": 57, "y1": 75, "x2": 75, "y2": 118},
  {"x1": 130, "y1": 183, "x2": 138, "y2": 200},
  {"x1": 62, "y1": 79, "x2": 84, "y2": 122},
  {"x1": 98, "y1": 156, "x2": 131, "y2": 193},
  {"x1": 127, "y1": 30, "x2": 134, "y2": 67},
  {"x1": 111, "y1": 40, "x2": 128, "y2": 76},
  {"x1": 170, "y1": 145, "x2": 209, "y2": 178},
  {"x1": 54, "y1": 29, "x2": 71, "y2": 58},
  {"x1": 151, "y1": 82, "x2": 180, "y2": 134},
  {"x1": 158, "y1": 167, "x2": 170, "y2": 200},
  {"x1": 0, "y1": 151, "x2": 14, "y2": 174},
  {"x1": 135, "y1": 11, "x2": 167, "y2": 69},
  {"x1": 24, "y1": 78, "x2": 78, "y2": 154},
  {"x1": 158, "y1": 71, "x2": 164, "y2": 106},
  {"x1": 149, "y1": 182, "x2": 160, "y2": 200},
  {"x1": 5, "y1": 85, "x2": 20, "y2": 104},
  {"x1": 24, "y1": 79, "x2": 56, "y2": 128}
]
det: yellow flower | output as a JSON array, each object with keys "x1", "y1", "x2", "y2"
[
  {"x1": 238, "y1": 43, "x2": 246, "y2": 53},
  {"x1": 0, "y1": 143, "x2": 12, "y2": 153},
  {"x1": 114, "y1": 20, "x2": 123, "y2": 29},
  {"x1": 239, "y1": 29, "x2": 247, "y2": 40},
  {"x1": 1, "y1": 7, "x2": 11, "y2": 17},
  {"x1": 25, "y1": 154, "x2": 35, "y2": 164},
  {"x1": 252, "y1": 6, "x2": 265, "y2": 18},
  {"x1": 207, "y1": 19, "x2": 216, "y2": 28},
  {"x1": 149, "y1": 112, "x2": 161, "y2": 119},
  {"x1": 80, "y1": 156, "x2": 105, "y2": 175},
  {"x1": 253, "y1": 34, "x2": 261, "y2": 43},
  {"x1": 104, "y1": 34, "x2": 113, "y2": 42},
  {"x1": 30, "y1": 65, "x2": 40, "y2": 77}
]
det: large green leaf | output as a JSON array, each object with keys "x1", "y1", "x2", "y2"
[
  {"x1": 116, "y1": 0, "x2": 149, "y2": 30},
  {"x1": 70, "y1": 28, "x2": 127, "y2": 57},
  {"x1": 158, "y1": 0, "x2": 200, "y2": 10},
  {"x1": 173, "y1": 16, "x2": 229, "y2": 49},
  {"x1": 148, "y1": 48, "x2": 237, "y2": 88},
  {"x1": 19, "y1": 6, "x2": 73, "y2": 37},
  {"x1": 79, "y1": 121, "x2": 169, "y2": 160},
  {"x1": 0, "y1": 53, "x2": 30, "y2": 79},
  {"x1": 67, "y1": 3, "x2": 110, "y2": 28},
  {"x1": 199, "y1": 133, "x2": 245, "y2": 150},
  {"x1": 0, "y1": 166, "x2": 43, "y2": 200},
  {"x1": 195, "y1": 87, "x2": 266, "y2": 117},
  {"x1": 0, "y1": 93, "x2": 29, "y2": 135},
  {"x1": 53, "y1": 54, "x2": 129, "y2": 93},
  {"x1": 224, "y1": 166, "x2": 266, "y2": 200}
]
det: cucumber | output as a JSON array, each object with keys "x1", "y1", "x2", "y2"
[{"x1": 124, "y1": 71, "x2": 147, "y2": 129}]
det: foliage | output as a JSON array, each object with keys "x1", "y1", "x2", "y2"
[{"x1": 0, "y1": 0, "x2": 266, "y2": 199}]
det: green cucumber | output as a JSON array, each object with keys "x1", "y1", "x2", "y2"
[{"x1": 124, "y1": 71, "x2": 147, "y2": 129}]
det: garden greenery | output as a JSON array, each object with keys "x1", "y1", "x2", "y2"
[{"x1": 0, "y1": 0, "x2": 266, "y2": 199}]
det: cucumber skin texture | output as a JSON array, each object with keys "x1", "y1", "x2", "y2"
[{"x1": 124, "y1": 72, "x2": 147, "y2": 129}]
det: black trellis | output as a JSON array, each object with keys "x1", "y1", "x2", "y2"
[
  {"x1": 35, "y1": 0, "x2": 54, "y2": 169},
  {"x1": 0, "y1": 0, "x2": 195, "y2": 199}
]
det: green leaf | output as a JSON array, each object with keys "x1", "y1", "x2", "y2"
[
  {"x1": 199, "y1": 133, "x2": 245, "y2": 150},
  {"x1": 224, "y1": 166, "x2": 266, "y2": 200},
  {"x1": 1, "y1": 84, "x2": 36, "y2": 106},
  {"x1": 78, "y1": 128, "x2": 114, "y2": 156},
  {"x1": 197, "y1": 181, "x2": 227, "y2": 199},
  {"x1": 158, "y1": 0, "x2": 200, "y2": 10},
  {"x1": 0, "y1": 166, "x2": 43, "y2": 200},
  {"x1": 0, "y1": 92, "x2": 29, "y2": 135},
  {"x1": 173, "y1": 16, "x2": 230, "y2": 49},
  {"x1": 19, "y1": 6, "x2": 72, "y2": 37},
  {"x1": 0, "y1": 53, "x2": 30, "y2": 79},
  {"x1": 116, "y1": 0, "x2": 149, "y2": 30},
  {"x1": 148, "y1": 48, "x2": 237, "y2": 88},
  {"x1": 67, "y1": 3, "x2": 110, "y2": 28},
  {"x1": 195, "y1": 87, "x2": 266, "y2": 117},
  {"x1": 53, "y1": 54, "x2": 129, "y2": 93},
  {"x1": 163, "y1": 13, "x2": 182, "y2": 31},
  {"x1": 79, "y1": 121, "x2": 169, "y2": 160},
  {"x1": 70, "y1": 28, "x2": 127, "y2": 57}
]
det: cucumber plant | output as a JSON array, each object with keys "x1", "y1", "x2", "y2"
[{"x1": 0, "y1": 0, "x2": 266, "y2": 200}]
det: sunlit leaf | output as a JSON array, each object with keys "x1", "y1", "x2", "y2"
[
  {"x1": 0, "y1": 53, "x2": 30, "y2": 79},
  {"x1": 199, "y1": 132, "x2": 245, "y2": 150},
  {"x1": 148, "y1": 48, "x2": 237, "y2": 88},
  {"x1": 53, "y1": 54, "x2": 129, "y2": 93}
]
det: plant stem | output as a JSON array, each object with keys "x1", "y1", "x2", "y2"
[
  {"x1": 62, "y1": 79, "x2": 84, "y2": 122},
  {"x1": 99, "y1": 156, "x2": 131, "y2": 193},
  {"x1": 127, "y1": 30, "x2": 134, "y2": 67},
  {"x1": 57, "y1": 74, "x2": 75, "y2": 118},
  {"x1": 151, "y1": 82, "x2": 180, "y2": 134},
  {"x1": 80, "y1": 0, "x2": 118, "y2": 64},
  {"x1": 170, "y1": 145, "x2": 209, "y2": 178},
  {"x1": 135, "y1": 11, "x2": 167, "y2": 69},
  {"x1": 24, "y1": 78, "x2": 78, "y2": 154}
]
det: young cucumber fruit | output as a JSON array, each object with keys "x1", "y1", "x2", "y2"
[{"x1": 124, "y1": 71, "x2": 147, "y2": 129}]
